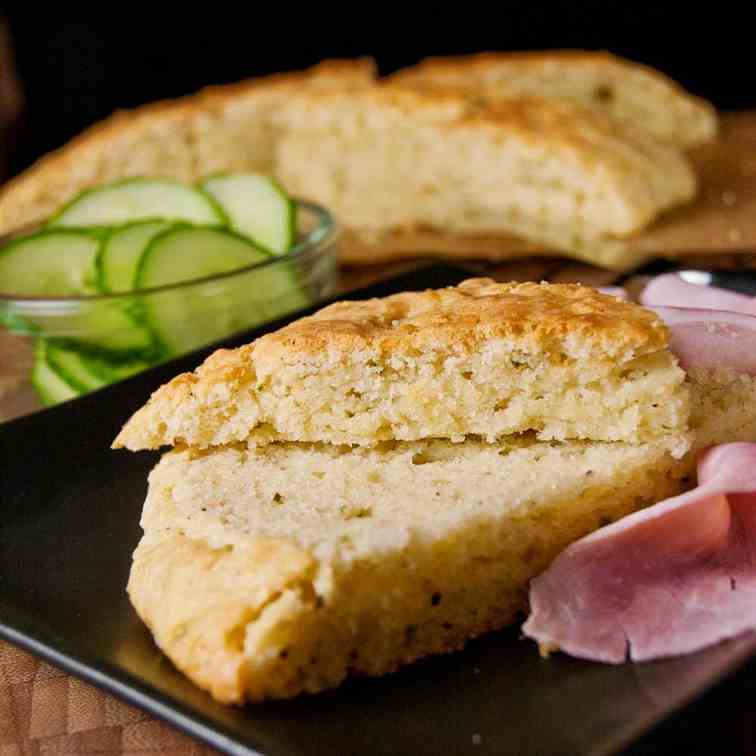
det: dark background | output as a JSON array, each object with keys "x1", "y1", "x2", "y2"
[
  {"x1": 2, "y1": 5, "x2": 756, "y2": 754},
  {"x1": 2, "y1": 2, "x2": 755, "y2": 179}
]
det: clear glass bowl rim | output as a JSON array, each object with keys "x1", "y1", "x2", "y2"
[{"x1": 0, "y1": 200, "x2": 337, "y2": 303}]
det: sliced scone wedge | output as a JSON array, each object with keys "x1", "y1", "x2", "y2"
[
  {"x1": 273, "y1": 86, "x2": 696, "y2": 268},
  {"x1": 114, "y1": 279, "x2": 691, "y2": 452},
  {"x1": 129, "y1": 434, "x2": 685, "y2": 703}
]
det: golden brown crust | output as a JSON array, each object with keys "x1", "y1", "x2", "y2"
[
  {"x1": 388, "y1": 50, "x2": 717, "y2": 148},
  {"x1": 282, "y1": 82, "x2": 669, "y2": 154},
  {"x1": 253, "y1": 278, "x2": 668, "y2": 358},
  {"x1": 390, "y1": 49, "x2": 695, "y2": 93},
  {"x1": 131, "y1": 278, "x2": 669, "y2": 397}
]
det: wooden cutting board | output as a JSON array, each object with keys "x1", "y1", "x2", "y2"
[{"x1": 341, "y1": 111, "x2": 756, "y2": 271}]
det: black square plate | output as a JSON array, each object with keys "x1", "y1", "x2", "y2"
[{"x1": 3, "y1": 264, "x2": 756, "y2": 756}]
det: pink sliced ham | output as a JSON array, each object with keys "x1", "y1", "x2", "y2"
[
  {"x1": 600, "y1": 278, "x2": 756, "y2": 374},
  {"x1": 651, "y1": 305, "x2": 756, "y2": 375},
  {"x1": 641, "y1": 273, "x2": 756, "y2": 315},
  {"x1": 640, "y1": 275, "x2": 756, "y2": 373},
  {"x1": 523, "y1": 443, "x2": 756, "y2": 663},
  {"x1": 522, "y1": 277, "x2": 756, "y2": 663}
]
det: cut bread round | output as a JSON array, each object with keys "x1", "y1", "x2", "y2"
[
  {"x1": 0, "y1": 53, "x2": 714, "y2": 271},
  {"x1": 113, "y1": 279, "x2": 692, "y2": 452},
  {"x1": 130, "y1": 434, "x2": 685, "y2": 703}
]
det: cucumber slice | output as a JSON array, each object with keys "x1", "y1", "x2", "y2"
[
  {"x1": 201, "y1": 174, "x2": 295, "y2": 253},
  {"x1": 0, "y1": 230, "x2": 101, "y2": 296},
  {"x1": 46, "y1": 341, "x2": 149, "y2": 392},
  {"x1": 136, "y1": 226, "x2": 277, "y2": 354},
  {"x1": 101, "y1": 357, "x2": 151, "y2": 381},
  {"x1": 1, "y1": 292, "x2": 156, "y2": 356},
  {"x1": 31, "y1": 340, "x2": 78, "y2": 406},
  {"x1": 0, "y1": 230, "x2": 158, "y2": 357},
  {"x1": 47, "y1": 342, "x2": 108, "y2": 392},
  {"x1": 49, "y1": 178, "x2": 226, "y2": 228},
  {"x1": 60, "y1": 306, "x2": 157, "y2": 356},
  {"x1": 97, "y1": 220, "x2": 172, "y2": 292},
  {"x1": 79, "y1": 348, "x2": 152, "y2": 383}
]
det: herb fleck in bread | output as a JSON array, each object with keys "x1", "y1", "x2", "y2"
[
  {"x1": 273, "y1": 85, "x2": 696, "y2": 267},
  {"x1": 388, "y1": 51, "x2": 717, "y2": 149},
  {"x1": 113, "y1": 279, "x2": 691, "y2": 451}
]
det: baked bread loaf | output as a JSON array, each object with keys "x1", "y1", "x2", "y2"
[
  {"x1": 0, "y1": 59, "x2": 376, "y2": 234},
  {"x1": 273, "y1": 85, "x2": 696, "y2": 268},
  {"x1": 0, "y1": 53, "x2": 713, "y2": 270},
  {"x1": 389, "y1": 51, "x2": 717, "y2": 149},
  {"x1": 113, "y1": 279, "x2": 691, "y2": 451},
  {"x1": 127, "y1": 366, "x2": 756, "y2": 703}
]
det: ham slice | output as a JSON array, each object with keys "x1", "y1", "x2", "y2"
[
  {"x1": 640, "y1": 275, "x2": 756, "y2": 373},
  {"x1": 650, "y1": 305, "x2": 756, "y2": 375},
  {"x1": 601, "y1": 278, "x2": 756, "y2": 373},
  {"x1": 521, "y1": 278, "x2": 756, "y2": 663},
  {"x1": 523, "y1": 443, "x2": 756, "y2": 663},
  {"x1": 641, "y1": 273, "x2": 756, "y2": 315}
]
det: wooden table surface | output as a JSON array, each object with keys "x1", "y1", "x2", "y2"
[{"x1": 3, "y1": 258, "x2": 756, "y2": 755}]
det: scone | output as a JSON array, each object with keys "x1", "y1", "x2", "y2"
[
  {"x1": 114, "y1": 279, "x2": 691, "y2": 451},
  {"x1": 389, "y1": 51, "x2": 717, "y2": 149},
  {"x1": 126, "y1": 366, "x2": 756, "y2": 703},
  {"x1": 119, "y1": 281, "x2": 756, "y2": 703},
  {"x1": 273, "y1": 86, "x2": 696, "y2": 268},
  {"x1": 128, "y1": 436, "x2": 685, "y2": 703}
]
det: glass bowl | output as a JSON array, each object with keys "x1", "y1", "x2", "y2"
[{"x1": 0, "y1": 201, "x2": 338, "y2": 421}]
